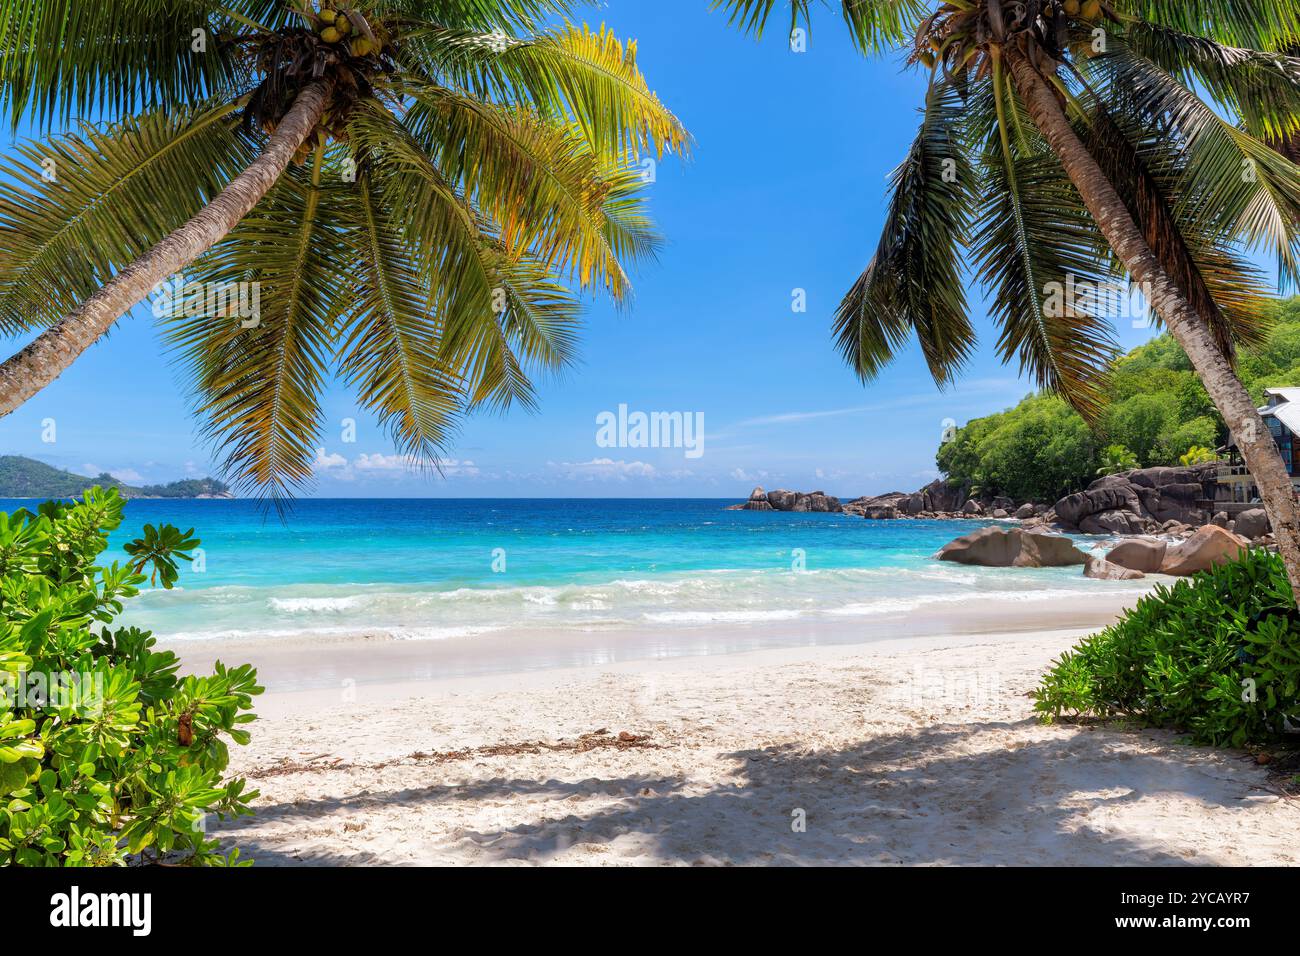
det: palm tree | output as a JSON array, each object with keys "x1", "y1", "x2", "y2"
[
  {"x1": 0, "y1": 1, "x2": 687, "y2": 498},
  {"x1": 715, "y1": 0, "x2": 1300, "y2": 595}
]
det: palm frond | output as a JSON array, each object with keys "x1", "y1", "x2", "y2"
[
  {"x1": 971, "y1": 77, "x2": 1117, "y2": 421},
  {"x1": 0, "y1": 0, "x2": 249, "y2": 128},
  {"x1": 165, "y1": 149, "x2": 347, "y2": 501},
  {"x1": 708, "y1": 0, "x2": 929, "y2": 52},
  {"x1": 1086, "y1": 38, "x2": 1300, "y2": 286},
  {"x1": 0, "y1": 100, "x2": 253, "y2": 334},
  {"x1": 1110, "y1": 0, "x2": 1300, "y2": 49},
  {"x1": 346, "y1": 105, "x2": 581, "y2": 447},
  {"x1": 459, "y1": 250, "x2": 582, "y2": 411},
  {"x1": 835, "y1": 77, "x2": 977, "y2": 387},
  {"x1": 1120, "y1": 20, "x2": 1300, "y2": 141},
  {"x1": 335, "y1": 169, "x2": 468, "y2": 465},
  {"x1": 399, "y1": 22, "x2": 690, "y2": 162},
  {"x1": 401, "y1": 82, "x2": 657, "y2": 299},
  {"x1": 1081, "y1": 93, "x2": 1272, "y2": 356},
  {"x1": 376, "y1": 0, "x2": 574, "y2": 31}
]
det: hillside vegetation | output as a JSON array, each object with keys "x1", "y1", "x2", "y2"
[
  {"x1": 0, "y1": 456, "x2": 229, "y2": 499},
  {"x1": 938, "y1": 297, "x2": 1300, "y2": 503}
]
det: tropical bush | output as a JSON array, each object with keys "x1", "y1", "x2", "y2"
[
  {"x1": 1179, "y1": 445, "x2": 1218, "y2": 467},
  {"x1": 1033, "y1": 549, "x2": 1300, "y2": 746},
  {"x1": 1096, "y1": 444, "x2": 1138, "y2": 476},
  {"x1": 0, "y1": 488, "x2": 259, "y2": 866}
]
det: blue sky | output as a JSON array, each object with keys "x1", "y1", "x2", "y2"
[{"x1": 0, "y1": 1, "x2": 1180, "y2": 498}]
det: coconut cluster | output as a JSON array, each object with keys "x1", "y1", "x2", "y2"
[
  {"x1": 314, "y1": 5, "x2": 378, "y2": 58},
  {"x1": 916, "y1": 0, "x2": 1107, "y2": 70}
]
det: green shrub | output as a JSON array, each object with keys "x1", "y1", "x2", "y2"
[
  {"x1": 0, "y1": 487, "x2": 260, "y2": 866},
  {"x1": 1033, "y1": 548, "x2": 1300, "y2": 746},
  {"x1": 1096, "y1": 444, "x2": 1139, "y2": 476}
]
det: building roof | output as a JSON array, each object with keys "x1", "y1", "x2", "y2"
[
  {"x1": 1264, "y1": 387, "x2": 1300, "y2": 405},
  {"x1": 1264, "y1": 399, "x2": 1300, "y2": 436}
]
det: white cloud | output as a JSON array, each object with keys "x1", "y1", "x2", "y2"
[
  {"x1": 729, "y1": 467, "x2": 769, "y2": 483},
  {"x1": 109, "y1": 468, "x2": 144, "y2": 483},
  {"x1": 313, "y1": 448, "x2": 483, "y2": 480},
  {"x1": 353, "y1": 453, "x2": 480, "y2": 477},
  {"x1": 353, "y1": 452, "x2": 414, "y2": 472},
  {"x1": 549, "y1": 458, "x2": 657, "y2": 481},
  {"x1": 313, "y1": 447, "x2": 348, "y2": 471},
  {"x1": 736, "y1": 379, "x2": 1024, "y2": 427}
]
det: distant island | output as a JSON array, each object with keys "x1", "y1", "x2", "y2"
[{"x1": 0, "y1": 456, "x2": 232, "y2": 499}]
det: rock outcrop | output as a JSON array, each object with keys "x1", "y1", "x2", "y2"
[
  {"x1": 1235, "y1": 508, "x2": 1270, "y2": 541},
  {"x1": 1084, "y1": 556, "x2": 1145, "y2": 580},
  {"x1": 1054, "y1": 484, "x2": 1142, "y2": 528},
  {"x1": 842, "y1": 492, "x2": 908, "y2": 517},
  {"x1": 1105, "y1": 538, "x2": 1168, "y2": 574},
  {"x1": 744, "y1": 487, "x2": 841, "y2": 513},
  {"x1": 1052, "y1": 463, "x2": 1220, "y2": 532},
  {"x1": 730, "y1": 462, "x2": 1253, "y2": 543},
  {"x1": 1078, "y1": 510, "x2": 1149, "y2": 536},
  {"x1": 1158, "y1": 525, "x2": 1249, "y2": 576},
  {"x1": 936, "y1": 528, "x2": 1089, "y2": 568}
]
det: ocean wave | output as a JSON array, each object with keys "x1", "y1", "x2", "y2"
[
  {"x1": 269, "y1": 595, "x2": 367, "y2": 613},
  {"x1": 161, "y1": 623, "x2": 507, "y2": 643},
  {"x1": 642, "y1": 609, "x2": 805, "y2": 624},
  {"x1": 825, "y1": 587, "x2": 1092, "y2": 617}
]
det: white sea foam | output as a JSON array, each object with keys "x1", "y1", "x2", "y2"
[
  {"x1": 825, "y1": 587, "x2": 1091, "y2": 617},
  {"x1": 643, "y1": 609, "x2": 804, "y2": 624},
  {"x1": 269, "y1": 595, "x2": 366, "y2": 613}
]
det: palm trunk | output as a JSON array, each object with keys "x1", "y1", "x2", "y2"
[
  {"x1": 0, "y1": 80, "x2": 333, "y2": 415},
  {"x1": 1004, "y1": 47, "x2": 1300, "y2": 597}
]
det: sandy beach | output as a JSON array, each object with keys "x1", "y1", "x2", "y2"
[{"x1": 206, "y1": 596, "x2": 1300, "y2": 866}]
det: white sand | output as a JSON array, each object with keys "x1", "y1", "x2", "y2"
[{"x1": 213, "y1": 627, "x2": 1300, "y2": 866}]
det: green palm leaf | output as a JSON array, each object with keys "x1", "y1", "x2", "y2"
[
  {"x1": 401, "y1": 22, "x2": 690, "y2": 161},
  {"x1": 166, "y1": 149, "x2": 348, "y2": 500},
  {"x1": 971, "y1": 78, "x2": 1117, "y2": 421},
  {"x1": 1120, "y1": 20, "x2": 1300, "y2": 141},
  {"x1": 835, "y1": 77, "x2": 977, "y2": 386},
  {"x1": 401, "y1": 82, "x2": 656, "y2": 299},
  {"x1": 1085, "y1": 38, "x2": 1300, "y2": 285},
  {"x1": 708, "y1": 0, "x2": 929, "y2": 52},
  {"x1": 335, "y1": 169, "x2": 468, "y2": 466},
  {"x1": 1074, "y1": 80, "x2": 1273, "y2": 355},
  {"x1": 0, "y1": 0, "x2": 250, "y2": 128},
  {"x1": 1110, "y1": 0, "x2": 1300, "y2": 49},
  {"x1": 0, "y1": 100, "x2": 253, "y2": 333},
  {"x1": 353, "y1": 103, "x2": 582, "y2": 411}
]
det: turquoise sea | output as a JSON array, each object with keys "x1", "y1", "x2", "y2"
[{"x1": 0, "y1": 498, "x2": 1145, "y2": 644}]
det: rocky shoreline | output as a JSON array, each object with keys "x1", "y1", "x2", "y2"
[{"x1": 734, "y1": 461, "x2": 1275, "y2": 546}]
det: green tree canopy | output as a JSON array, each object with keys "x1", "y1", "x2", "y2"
[{"x1": 939, "y1": 296, "x2": 1300, "y2": 498}]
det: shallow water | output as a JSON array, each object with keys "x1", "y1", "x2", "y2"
[{"x1": 0, "y1": 497, "x2": 1145, "y2": 644}]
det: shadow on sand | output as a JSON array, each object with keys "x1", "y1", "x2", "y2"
[{"x1": 221, "y1": 718, "x2": 1258, "y2": 865}]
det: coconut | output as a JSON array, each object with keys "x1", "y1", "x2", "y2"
[
  {"x1": 350, "y1": 36, "x2": 374, "y2": 57},
  {"x1": 320, "y1": 25, "x2": 342, "y2": 43},
  {"x1": 318, "y1": 6, "x2": 337, "y2": 20},
  {"x1": 1063, "y1": 0, "x2": 1081, "y2": 14},
  {"x1": 335, "y1": 14, "x2": 352, "y2": 34},
  {"x1": 1081, "y1": 0, "x2": 1101, "y2": 18},
  {"x1": 919, "y1": 51, "x2": 935, "y2": 68}
]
